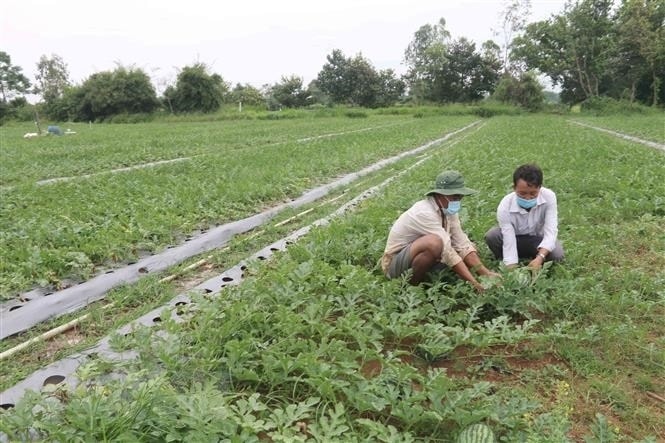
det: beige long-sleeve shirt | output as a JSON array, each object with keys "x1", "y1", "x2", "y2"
[{"x1": 381, "y1": 197, "x2": 476, "y2": 275}]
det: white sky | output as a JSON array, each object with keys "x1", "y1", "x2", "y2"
[{"x1": 3, "y1": 0, "x2": 567, "y2": 93}]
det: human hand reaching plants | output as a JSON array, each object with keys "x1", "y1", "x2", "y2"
[
  {"x1": 472, "y1": 281, "x2": 486, "y2": 293},
  {"x1": 477, "y1": 273, "x2": 503, "y2": 292},
  {"x1": 483, "y1": 270, "x2": 502, "y2": 279},
  {"x1": 527, "y1": 258, "x2": 542, "y2": 270}
]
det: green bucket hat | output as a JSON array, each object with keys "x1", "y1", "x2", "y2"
[{"x1": 426, "y1": 170, "x2": 477, "y2": 196}]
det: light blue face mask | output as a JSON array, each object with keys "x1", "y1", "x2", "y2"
[
  {"x1": 443, "y1": 200, "x2": 461, "y2": 215},
  {"x1": 517, "y1": 196, "x2": 537, "y2": 209}
]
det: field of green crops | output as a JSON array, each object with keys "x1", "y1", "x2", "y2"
[
  {"x1": 1, "y1": 114, "x2": 477, "y2": 299},
  {"x1": 1, "y1": 113, "x2": 663, "y2": 441}
]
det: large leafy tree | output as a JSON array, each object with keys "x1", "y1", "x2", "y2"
[
  {"x1": 34, "y1": 54, "x2": 72, "y2": 119},
  {"x1": 512, "y1": 0, "x2": 616, "y2": 104},
  {"x1": 492, "y1": 71, "x2": 545, "y2": 110},
  {"x1": 404, "y1": 20, "x2": 502, "y2": 103},
  {"x1": 480, "y1": 40, "x2": 504, "y2": 82},
  {"x1": 344, "y1": 54, "x2": 381, "y2": 107},
  {"x1": 0, "y1": 51, "x2": 31, "y2": 103},
  {"x1": 375, "y1": 69, "x2": 406, "y2": 107},
  {"x1": 613, "y1": 0, "x2": 665, "y2": 105},
  {"x1": 227, "y1": 83, "x2": 265, "y2": 107},
  {"x1": 74, "y1": 66, "x2": 159, "y2": 121},
  {"x1": 316, "y1": 49, "x2": 354, "y2": 104},
  {"x1": 164, "y1": 64, "x2": 228, "y2": 113},
  {"x1": 316, "y1": 50, "x2": 403, "y2": 107},
  {"x1": 34, "y1": 54, "x2": 70, "y2": 103},
  {"x1": 403, "y1": 18, "x2": 451, "y2": 102},
  {"x1": 266, "y1": 75, "x2": 309, "y2": 109},
  {"x1": 496, "y1": 0, "x2": 533, "y2": 74},
  {"x1": 438, "y1": 37, "x2": 501, "y2": 102}
]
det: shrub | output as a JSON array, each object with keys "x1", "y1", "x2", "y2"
[
  {"x1": 541, "y1": 102, "x2": 570, "y2": 115},
  {"x1": 344, "y1": 110, "x2": 368, "y2": 118},
  {"x1": 257, "y1": 110, "x2": 301, "y2": 120},
  {"x1": 73, "y1": 67, "x2": 160, "y2": 121},
  {"x1": 164, "y1": 64, "x2": 227, "y2": 114},
  {"x1": 0, "y1": 97, "x2": 36, "y2": 123},
  {"x1": 374, "y1": 106, "x2": 413, "y2": 115},
  {"x1": 104, "y1": 113, "x2": 155, "y2": 124},
  {"x1": 492, "y1": 73, "x2": 545, "y2": 112},
  {"x1": 471, "y1": 102, "x2": 522, "y2": 117},
  {"x1": 580, "y1": 97, "x2": 657, "y2": 115}
]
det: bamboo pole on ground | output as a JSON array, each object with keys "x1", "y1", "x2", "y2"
[
  {"x1": 274, "y1": 208, "x2": 315, "y2": 227},
  {"x1": 159, "y1": 255, "x2": 214, "y2": 283},
  {"x1": 0, "y1": 303, "x2": 113, "y2": 361},
  {"x1": 646, "y1": 391, "x2": 665, "y2": 404},
  {"x1": 0, "y1": 316, "x2": 90, "y2": 361}
]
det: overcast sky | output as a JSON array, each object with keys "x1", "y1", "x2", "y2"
[{"x1": 3, "y1": 0, "x2": 567, "y2": 93}]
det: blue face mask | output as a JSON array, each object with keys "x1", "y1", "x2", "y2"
[
  {"x1": 517, "y1": 196, "x2": 537, "y2": 209},
  {"x1": 443, "y1": 200, "x2": 461, "y2": 215}
]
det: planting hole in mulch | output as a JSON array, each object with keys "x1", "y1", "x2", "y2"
[{"x1": 43, "y1": 375, "x2": 65, "y2": 386}]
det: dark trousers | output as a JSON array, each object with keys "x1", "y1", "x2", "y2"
[{"x1": 484, "y1": 227, "x2": 564, "y2": 262}]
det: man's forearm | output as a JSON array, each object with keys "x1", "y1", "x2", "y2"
[
  {"x1": 452, "y1": 261, "x2": 483, "y2": 291},
  {"x1": 463, "y1": 251, "x2": 490, "y2": 275}
]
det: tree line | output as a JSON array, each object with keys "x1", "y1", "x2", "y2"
[{"x1": 1, "y1": 0, "x2": 663, "y2": 122}]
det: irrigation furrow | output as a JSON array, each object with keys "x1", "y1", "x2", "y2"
[
  {"x1": 0, "y1": 122, "x2": 481, "y2": 409},
  {"x1": 568, "y1": 120, "x2": 665, "y2": 152},
  {"x1": 0, "y1": 121, "x2": 481, "y2": 340},
  {"x1": 34, "y1": 156, "x2": 197, "y2": 185},
  {"x1": 295, "y1": 124, "x2": 388, "y2": 142}
]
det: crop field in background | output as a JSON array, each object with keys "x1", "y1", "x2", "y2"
[
  {"x1": 0, "y1": 114, "x2": 477, "y2": 299},
  {"x1": 571, "y1": 115, "x2": 664, "y2": 143},
  {"x1": 1, "y1": 113, "x2": 664, "y2": 441},
  {"x1": 1, "y1": 116, "x2": 414, "y2": 186}
]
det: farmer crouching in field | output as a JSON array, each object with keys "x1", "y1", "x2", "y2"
[
  {"x1": 381, "y1": 170, "x2": 499, "y2": 293},
  {"x1": 484, "y1": 163, "x2": 564, "y2": 270}
]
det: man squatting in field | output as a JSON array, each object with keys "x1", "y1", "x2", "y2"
[
  {"x1": 484, "y1": 163, "x2": 564, "y2": 269},
  {"x1": 381, "y1": 170, "x2": 500, "y2": 293}
]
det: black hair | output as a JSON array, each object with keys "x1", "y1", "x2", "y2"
[{"x1": 513, "y1": 164, "x2": 543, "y2": 187}]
